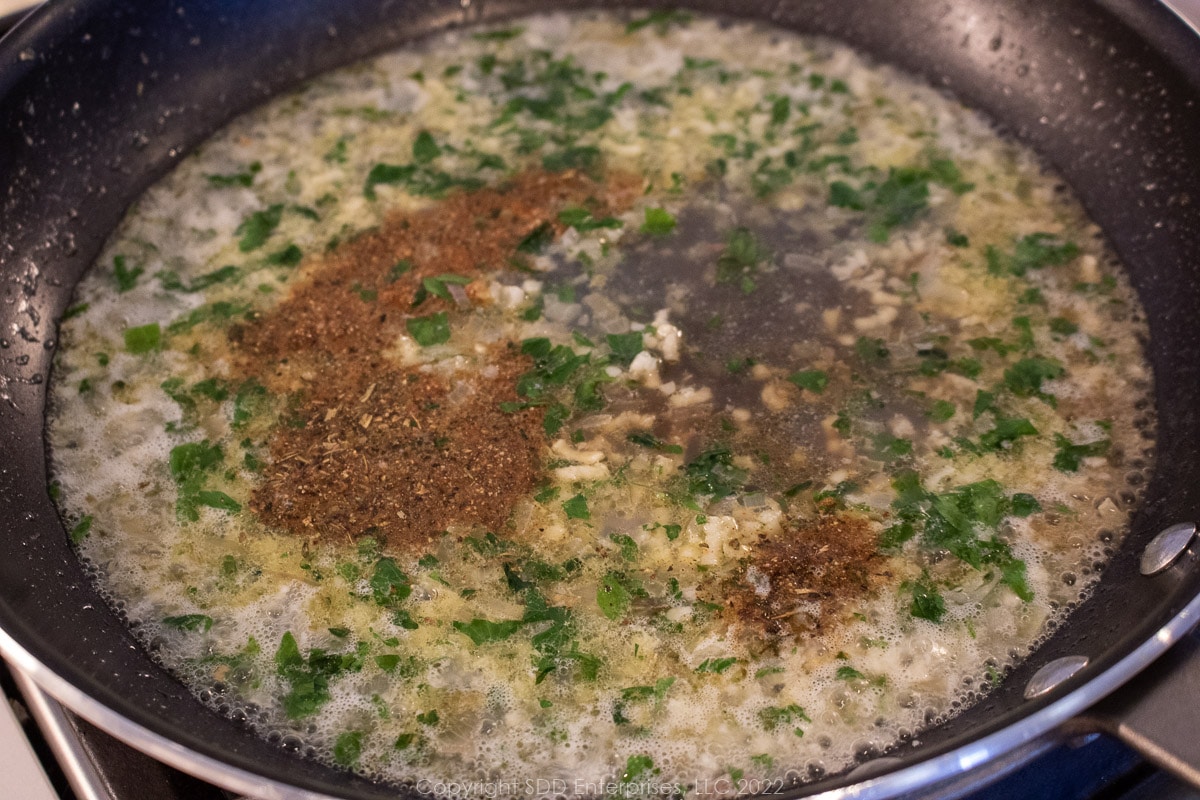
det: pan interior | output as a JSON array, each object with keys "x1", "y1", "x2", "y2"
[{"x1": 2, "y1": 1, "x2": 1200, "y2": 800}]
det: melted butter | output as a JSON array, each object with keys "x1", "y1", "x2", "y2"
[{"x1": 47, "y1": 11, "x2": 1154, "y2": 795}]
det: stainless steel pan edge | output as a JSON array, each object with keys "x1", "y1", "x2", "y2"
[{"x1": 4, "y1": 0, "x2": 1200, "y2": 798}]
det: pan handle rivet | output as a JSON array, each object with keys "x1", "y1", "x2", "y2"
[
  {"x1": 1139, "y1": 522, "x2": 1197, "y2": 576},
  {"x1": 1024, "y1": 655, "x2": 1089, "y2": 699}
]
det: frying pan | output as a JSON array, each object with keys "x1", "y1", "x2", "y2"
[{"x1": 3, "y1": 0, "x2": 1200, "y2": 797}]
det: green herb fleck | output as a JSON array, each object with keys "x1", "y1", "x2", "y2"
[
  {"x1": 1049, "y1": 317, "x2": 1079, "y2": 336},
  {"x1": 113, "y1": 255, "x2": 144, "y2": 292},
  {"x1": 787, "y1": 369, "x2": 828, "y2": 393},
  {"x1": 407, "y1": 312, "x2": 451, "y2": 347},
  {"x1": 906, "y1": 576, "x2": 946, "y2": 622},
  {"x1": 558, "y1": 207, "x2": 623, "y2": 231},
  {"x1": 473, "y1": 26, "x2": 525, "y2": 41},
  {"x1": 626, "y1": 9, "x2": 693, "y2": 34},
  {"x1": 62, "y1": 302, "x2": 89, "y2": 321},
  {"x1": 205, "y1": 161, "x2": 261, "y2": 188},
  {"x1": 716, "y1": 227, "x2": 769, "y2": 293},
  {"x1": 606, "y1": 331, "x2": 644, "y2": 367},
  {"x1": 333, "y1": 731, "x2": 363, "y2": 767},
  {"x1": 236, "y1": 204, "x2": 284, "y2": 252},
  {"x1": 598, "y1": 571, "x2": 633, "y2": 620},
  {"x1": 1004, "y1": 357, "x2": 1065, "y2": 403},
  {"x1": 266, "y1": 244, "x2": 303, "y2": 267},
  {"x1": 979, "y1": 417, "x2": 1039, "y2": 450},
  {"x1": 684, "y1": 447, "x2": 747, "y2": 502},
  {"x1": 759, "y1": 703, "x2": 810, "y2": 732},
  {"x1": 854, "y1": 336, "x2": 890, "y2": 364},
  {"x1": 641, "y1": 207, "x2": 676, "y2": 236},
  {"x1": 123, "y1": 322, "x2": 162, "y2": 354},
  {"x1": 453, "y1": 618, "x2": 523, "y2": 645},
  {"x1": 1052, "y1": 434, "x2": 1111, "y2": 472},
  {"x1": 627, "y1": 431, "x2": 684, "y2": 454},
  {"x1": 412, "y1": 130, "x2": 440, "y2": 164},
  {"x1": 695, "y1": 657, "x2": 738, "y2": 674},
  {"x1": 563, "y1": 494, "x2": 590, "y2": 520},
  {"x1": 69, "y1": 515, "x2": 93, "y2": 544},
  {"x1": 517, "y1": 221, "x2": 555, "y2": 254},
  {"x1": 945, "y1": 227, "x2": 970, "y2": 248},
  {"x1": 195, "y1": 490, "x2": 241, "y2": 513},
  {"x1": 929, "y1": 400, "x2": 956, "y2": 422}
]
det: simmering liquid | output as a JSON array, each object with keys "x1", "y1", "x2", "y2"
[{"x1": 48, "y1": 11, "x2": 1154, "y2": 796}]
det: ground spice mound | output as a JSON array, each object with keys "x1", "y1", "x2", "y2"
[
  {"x1": 234, "y1": 169, "x2": 639, "y2": 551},
  {"x1": 725, "y1": 513, "x2": 887, "y2": 640},
  {"x1": 234, "y1": 169, "x2": 640, "y2": 384},
  {"x1": 250, "y1": 347, "x2": 543, "y2": 551}
]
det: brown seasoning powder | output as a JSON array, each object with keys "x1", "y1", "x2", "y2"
[
  {"x1": 724, "y1": 513, "x2": 886, "y2": 640},
  {"x1": 233, "y1": 170, "x2": 640, "y2": 551}
]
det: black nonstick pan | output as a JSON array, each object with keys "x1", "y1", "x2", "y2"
[{"x1": 3, "y1": 1, "x2": 1200, "y2": 797}]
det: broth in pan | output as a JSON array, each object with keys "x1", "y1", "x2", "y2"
[{"x1": 48, "y1": 10, "x2": 1154, "y2": 795}]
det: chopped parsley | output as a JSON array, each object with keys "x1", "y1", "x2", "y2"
[
  {"x1": 928, "y1": 400, "x2": 956, "y2": 422},
  {"x1": 855, "y1": 336, "x2": 890, "y2": 364},
  {"x1": 69, "y1": 515, "x2": 93, "y2": 544},
  {"x1": 112, "y1": 255, "x2": 143, "y2": 292},
  {"x1": 715, "y1": 227, "x2": 770, "y2": 293},
  {"x1": 205, "y1": 161, "x2": 261, "y2": 188},
  {"x1": 641, "y1": 207, "x2": 677, "y2": 235},
  {"x1": 1049, "y1": 317, "x2": 1079, "y2": 336},
  {"x1": 61, "y1": 302, "x2": 89, "y2": 321},
  {"x1": 168, "y1": 440, "x2": 231, "y2": 522},
  {"x1": 904, "y1": 576, "x2": 946, "y2": 622},
  {"x1": 1052, "y1": 433, "x2": 1111, "y2": 472},
  {"x1": 562, "y1": 493, "x2": 591, "y2": 520},
  {"x1": 333, "y1": 731, "x2": 363, "y2": 767},
  {"x1": 517, "y1": 222, "x2": 555, "y2": 254},
  {"x1": 787, "y1": 369, "x2": 828, "y2": 393},
  {"x1": 558, "y1": 206, "x2": 623, "y2": 231},
  {"x1": 407, "y1": 312, "x2": 451, "y2": 347},
  {"x1": 236, "y1": 204, "x2": 284, "y2": 251},
  {"x1": 945, "y1": 227, "x2": 970, "y2": 247},
  {"x1": 626, "y1": 9, "x2": 693, "y2": 34},
  {"x1": 274, "y1": 631, "x2": 366, "y2": 719},
  {"x1": 157, "y1": 264, "x2": 241, "y2": 292},
  {"x1": 474, "y1": 26, "x2": 525, "y2": 41},
  {"x1": 987, "y1": 233, "x2": 1080, "y2": 276},
  {"x1": 606, "y1": 331, "x2": 644, "y2": 366},
  {"x1": 684, "y1": 447, "x2": 748, "y2": 502},
  {"x1": 123, "y1": 323, "x2": 161, "y2": 354},
  {"x1": 887, "y1": 471, "x2": 1039, "y2": 601},
  {"x1": 978, "y1": 417, "x2": 1039, "y2": 450},
  {"x1": 363, "y1": 159, "x2": 483, "y2": 200},
  {"x1": 414, "y1": 273, "x2": 472, "y2": 306},
  {"x1": 453, "y1": 618, "x2": 523, "y2": 645},
  {"x1": 266, "y1": 244, "x2": 303, "y2": 267},
  {"x1": 167, "y1": 301, "x2": 251, "y2": 335},
  {"x1": 598, "y1": 571, "x2": 635, "y2": 620},
  {"x1": 695, "y1": 657, "x2": 738, "y2": 674},
  {"x1": 759, "y1": 703, "x2": 810, "y2": 732},
  {"x1": 412, "y1": 130, "x2": 440, "y2": 163},
  {"x1": 627, "y1": 431, "x2": 684, "y2": 454},
  {"x1": 610, "y1": 533, "x2": 638, "y2": 561},
  {"x1": 1003, "y1": 357, "x2": 1065, "y2": 403}
]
